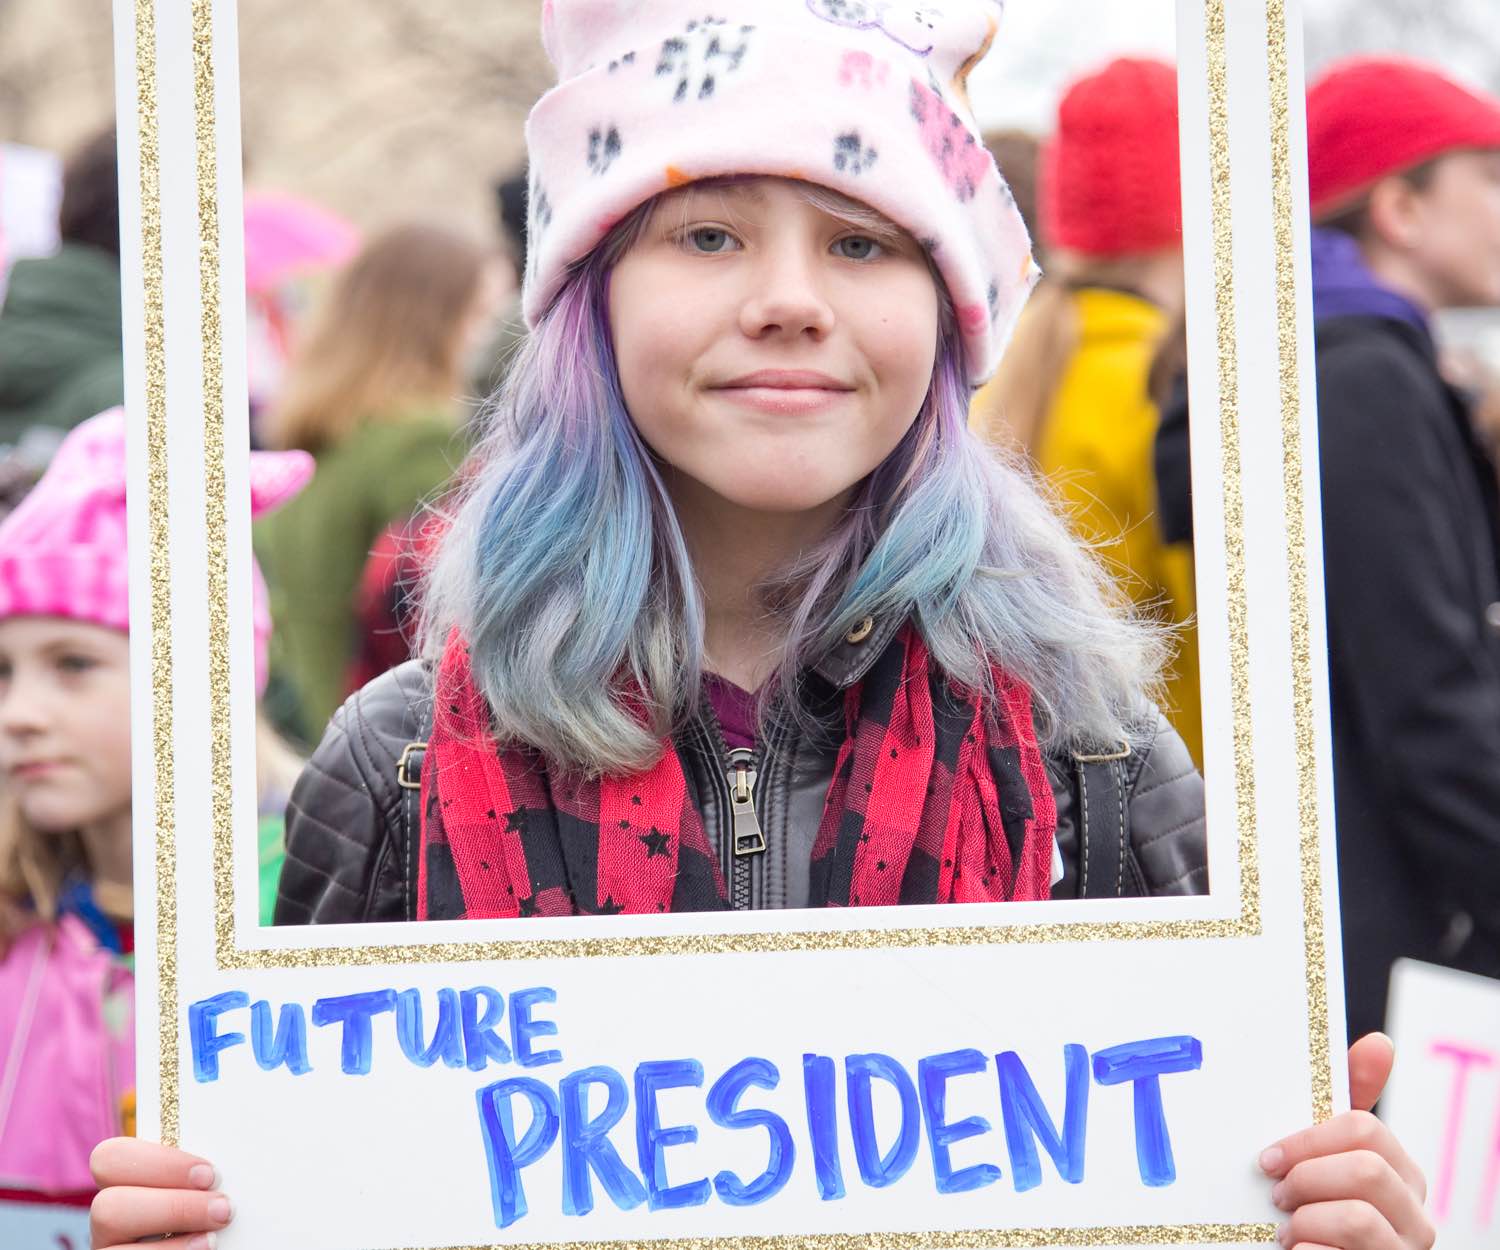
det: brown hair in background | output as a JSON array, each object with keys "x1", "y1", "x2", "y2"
[
  {"x1": 58, "y1": 126, "x2": 121, "y2": 259},
  {"x1": 1147, "y1": 308, "x2": 1189, "y2": 413},
  {"x1": 973, "y1": 130, "x2": 1046, "y2": 452},
  {"x1": 1315, "y1": 156, "x2": 1441, "y2": 239},
  {"x1": 980, "y1": 256, "x2": 1168, "y2": 455},
  {"x1": 263, "y1": 223, "x2": 489, "y2": 454},
  {"x1": 0, "y1": 802, "x2": 130, "y2": 942},
  {"x1": 982, "y1": 128, "x2": 1043, "y2": 264}
]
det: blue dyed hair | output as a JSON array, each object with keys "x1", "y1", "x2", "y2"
[{"x1": 422, "y1": 183, "x2": 1164, "y2": 776}]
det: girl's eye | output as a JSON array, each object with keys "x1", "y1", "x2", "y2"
[
  {"x1": 685, "y1": 227, "x2": 739, "y2": 254},
  {"x1": 834, "y1": 235, "x2": 883, "y2": 261},
  {"x1": 56, "y1": 654, "x2": 98, "y2": 675}
]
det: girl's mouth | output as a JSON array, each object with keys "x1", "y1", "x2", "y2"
[
  {"x1": 711, "y1": 385, "x2": 854, "y2": 416},
  {"x1": 710, "y1": 369, "x2": 857, "y2": 416}
]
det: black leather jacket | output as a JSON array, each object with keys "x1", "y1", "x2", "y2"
[{"x1": 275, "y1": 629, "x2": 1207, "y2": 925}]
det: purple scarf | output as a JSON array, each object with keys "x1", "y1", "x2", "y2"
[{"x1": 1310, "y1": 227, "x2": 1430, "y2": 335}]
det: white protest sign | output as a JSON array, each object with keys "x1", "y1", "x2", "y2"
[
  {"x1": 0, "y1": 1200, "x2": 92, "y2": 1250},
  {"x1": 113, "y1": 0, "x2": 1345, "y2": 1246},
  {"x1": 1382, "y1": 959, "x2": 1500, "y2": 1249}
]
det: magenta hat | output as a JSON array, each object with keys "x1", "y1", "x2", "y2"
[
  {"x1": 0, "y1": 409, "x2": 313, "y2": 695},
  {"x1": 523, "y1": 0, "x2": 1038, "y2": 386},
  {"x1": 243, "y1": 190, "x2": 360, "y2": 297}
]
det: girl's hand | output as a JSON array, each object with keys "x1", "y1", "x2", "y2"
[
  {"x1": 1260, "y1": 1033, "x2": 1435, "y2": 1250},
  {"x1": 90, "y1": 1138, "x2": 233, "y2": 1249}
]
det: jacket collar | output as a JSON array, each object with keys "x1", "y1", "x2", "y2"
[{"x1": 809, "y1": 613, "x2": 907, "y2": 690}]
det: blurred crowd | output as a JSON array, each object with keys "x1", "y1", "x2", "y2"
[{"x1": 1, "y1": 40, "x2": 1499, "y2": 1216}]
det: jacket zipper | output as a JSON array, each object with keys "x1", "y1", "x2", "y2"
[
  {"x1": 727, "y1": 748, "x2": 767, "y2": 857},
  {"x1": 697, "y1": 699, "x2": 766, "y2": 910}
]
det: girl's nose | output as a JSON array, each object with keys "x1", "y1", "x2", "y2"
[
  {"x1": 0, "y1": 671, "x2": 48, "y2": 738},
  {"x1": 738, "y1": 246, "x2": 837, "y2": 342}
]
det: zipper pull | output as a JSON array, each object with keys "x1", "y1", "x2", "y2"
[{"x1": 727, "y1": 747, "x2": 766, "y2": 856}]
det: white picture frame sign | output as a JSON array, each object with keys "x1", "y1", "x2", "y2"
[{"x1": 112, "y1": 1, "x2": 1344, "y2": 1247}]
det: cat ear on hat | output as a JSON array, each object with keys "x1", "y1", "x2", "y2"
[
  {"x1": 45, "y1": 408, "x2": 132, "y2": 500},
  {"x1": 247, "y1": 448, "x2": 314, "y2": 519},
  {"x1": 541, "y1": 0, "x2": 650, "y2": 76}
]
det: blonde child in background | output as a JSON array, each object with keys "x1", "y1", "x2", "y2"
[{"x1": 0, "y1": 410, "x2": 310, "y2": 1207}]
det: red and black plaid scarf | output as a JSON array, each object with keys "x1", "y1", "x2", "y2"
[{"x1": 418, "y1": 626, "x2": 1056, "y2": 918}]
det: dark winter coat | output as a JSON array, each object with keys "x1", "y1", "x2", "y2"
[
  {"x1": 1316, "y1": 310, "x2": 1500, "y2": 1038},
  {"x1": 0, "y1": 244, "x2": 124, "y2": 444},
  {"x1": 273, "y1": 623, "x2": 1208, "y2": 926},
  {"x1": 1154, "y1": 231, "x2": 1500, "y2": 1039}
]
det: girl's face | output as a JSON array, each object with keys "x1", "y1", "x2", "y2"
[
  {"x1": 608, "y1": 178, "x2": 940, "y2": 518},
  {"x1": 0, "y1": 617, "x2": 132, "y2": 836}
]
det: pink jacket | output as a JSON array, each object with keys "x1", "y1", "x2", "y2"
[{"x1": 0, "y1": 915, "x2": 133, "y2": 1194}]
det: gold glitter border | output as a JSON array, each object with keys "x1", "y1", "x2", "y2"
[
  {"x1": 192, "y1": 0, "x2": 236, "y2": 973},
  {"x1": 202, "y1": 0, "x2": 1261, "y2": 965},
  {"x1": 134, "y1": 0, "x2": 179, "y2": 1150},
  {"x1": 1208, "y1": 0, "x2": 1261, "y2": 939},
  {"x1": 134, "y1": 0, "x2": 1325, "y2": 1243},
  {"x1": 412, "y1": 1226, "x2": 1281, "y2": 1250},
  {"x1": 1264, "y1": 0, "x2": 1333, "y2": 1124}
]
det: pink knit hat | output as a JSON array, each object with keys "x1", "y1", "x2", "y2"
[
  {"x1": 0, "y1": 409, "x2": 313, "y2": 696},
  {"x1": 1308, "y1": 57, "x2": 1500, "y2": 218},
  {"x1": 1040, "y1": 57, "x2": 1182, "y2": 257},
  {"x1": 523, "y1": 0, "x2": 1039, "y2": 385}
]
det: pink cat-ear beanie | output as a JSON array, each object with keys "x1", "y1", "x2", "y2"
[
  {"x1": 0, "y1": 408, "x2": 312, "y2": 696},
  {"x1": 524, "y1": 0, "x2": 1039, "y2": 386}
]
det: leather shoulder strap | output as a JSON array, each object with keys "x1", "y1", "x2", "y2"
[
  {"x1": 1073, "y1": 747, "x2": 1143, "y2": 899},
  {"x1": 396, "y1": 696, "x2": 434, "y2": 922}
]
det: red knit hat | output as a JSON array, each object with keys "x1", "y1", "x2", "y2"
[
  {"x1": 1040, "y1": 57, "x2": 1182, "y2": 257},
  {"x1": 1308, "y1": 57, "x2": 1500, "y2": 218}
]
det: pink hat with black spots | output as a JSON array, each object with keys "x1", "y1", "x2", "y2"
[
  {"x1": 524, "y1": 0, "x2": 1039, "y2": 386},
  {"x1": 0, "y1": 409, "x2": 313, "y2": 696}
]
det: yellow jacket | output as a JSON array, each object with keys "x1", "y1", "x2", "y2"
[{"x1": 974, "y1": 287, "x2": 1202, "y2": 767}]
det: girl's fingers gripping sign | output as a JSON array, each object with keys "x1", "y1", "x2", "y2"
[
  {"x1": 90, "y1": 1138, "x2": 233, "y2": 1250},
  {"x1": 1259, "y1": 1077, "x2": 1434, "y2": 1250}
]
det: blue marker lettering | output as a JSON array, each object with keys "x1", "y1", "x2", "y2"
[
  {"x1": 461, "y1": 987, "x2": 512, "y2": 1071},
  {"x1": 395, "y1": 988, "x2": 465, "y2": 1069},
  {"x1": 1092, "y1": 1035, "x2": 1203, "y2": 1187},
  {"x1": 559, "y1": 1065, "x2": 647, "y2": 1217},
  {"x1": 802, "y1": 1053, "x2": 846, "y2": 1201},
  {"x1": 918, "y1": 1049, "x2": 1002, "y2": 1194},
  {"x1": 476, "y1": 1077, "x2": 560, "y2": 1230},
  {"x1": 995, "y1": 1045, "x2": 1088, "y2": 1191},
  {"x1": 311, "y1": 989, "x2": 397, "y2": 1076},
  {"x1": 188, "y1": 991, "x2": 249, "y2": 1083},
  {"x1": 250, "y1": 1000, "x2": 311, "y2": 1076},
  {"x1": 845, "y1": 1053, "x2": 920, "y2": 1189},
  {"x1": 510, "y1": 986, "x2": 562, "y2": 1068},
  {"x1": 635, "y1": 1059, "x2": 711, "y2": 1210},
  {"x1": 706, "y1": 1057, "x2": 795, "y2": 1206}
]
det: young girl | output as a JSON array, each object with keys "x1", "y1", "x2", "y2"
[
  {"x1": 92, "y1": 4, "x2": 1433, "y2": 1246},
  {"x1": 0, "y1": 409, "x2": 310, "y2": 1207},
  {"x1": 255, "y1": 223, "x2": 509, "y2": 743}
]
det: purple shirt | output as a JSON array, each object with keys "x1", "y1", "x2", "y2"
[{"x1": 704, "y1": 672, "x2": 757, "y2": 750}]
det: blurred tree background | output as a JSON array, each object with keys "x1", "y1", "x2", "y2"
[
  {"x1": 0, "y1": 0, "x2": 547, "y2": 237},
  {"x1": 1, "y1": 0, "x2": 1497, "y2": 238},
  {"x1": 1304, "y1": 0, "x2": 1500, "y2": 91}
]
